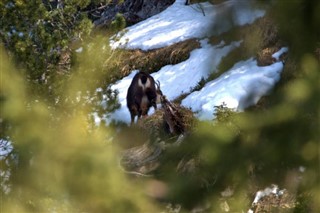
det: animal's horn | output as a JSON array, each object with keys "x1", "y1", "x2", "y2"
[{"x1": 156, "y1": 80, "x2": 161, "y2": 89}]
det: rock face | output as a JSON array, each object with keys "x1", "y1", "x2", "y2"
[{"x1": 94, "y1": 0, "x2": 175, "y2": 27}]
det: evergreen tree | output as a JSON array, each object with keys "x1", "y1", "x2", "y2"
[{"x1": 0, "y1": 0, "x2": 96, "y2": 82}]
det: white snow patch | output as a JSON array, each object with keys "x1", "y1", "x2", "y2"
[
  {"x1": 272, "y1": 47, "x2": 288, "y2": 61},
  {"x1": 75, "y1": 47, "x2": 83, "y2": 53},
  {"x1": 111, "y1": 0, "x2": 264, "y2": 50},
  {"x1": 299, "y1": 166, "x2": 306, "y2": 173},
  {"x1": 181, "y1": 47, "x2": 288, "y2": 120},
  {"x1": 0, "y1": 139, "x2": 13, "y2": 160},
  {"x1": 153, "y1": 40, "x2": 241, "y2": 100}
]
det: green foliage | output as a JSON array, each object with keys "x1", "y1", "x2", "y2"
[
  {"x1": 214, "y1": 102, "x2": 236, "y2": 123},
  {"x1": 0, "y1": 1, "x2": 126, "y2": 121},
  {"x1": 193, "y1": 77, "x2": 206, "y2": 91},
  {"x1": 111, "y1": 13, "x2": 126, "y2": 31},
  {"x1": 0, "y1": 0, "x2": 93, "y2": 81},
  {"x1": 271, "y1": 0, "x2": 320, "y2": 64},
  {"x1": 0, "y1": 47, "x2": 157, "y2": 212}
]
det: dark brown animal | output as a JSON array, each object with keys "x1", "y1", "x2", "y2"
[{"x1": 127, "y1": 72, "x2": 162, "y2": 124}]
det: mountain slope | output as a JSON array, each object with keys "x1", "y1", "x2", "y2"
[{"x1": 98, "y1": 0, "x2": 286, "y2": 124}]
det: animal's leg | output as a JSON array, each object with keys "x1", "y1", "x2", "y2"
[
  {"x1": 137, "y1": 109, "x2": 142, "y2": 121},
  {"x1": 130, "y1": 113, "x2": 135, "y2": 125}
]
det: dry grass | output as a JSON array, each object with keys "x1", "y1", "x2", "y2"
[
  {"x1": 118, "y1": 39, "x2": 200, "y2": 75},
  {"x1": 101, "y1": 38, "x2": 200, "y2": 89},
  {"x1": 252, "y1": 191, "x2": 296, "y2": 213},
  {"x1": 138, "y1": 105, "x2": 196, "y2": 139}
]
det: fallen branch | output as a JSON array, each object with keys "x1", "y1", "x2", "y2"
[{"x1": 161, "y1": 95, "x2": 186, "y2": 135}]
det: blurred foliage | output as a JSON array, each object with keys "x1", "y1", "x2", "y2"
[
  {"x1": 111, "y1": 13, "x2": 126, "y2": 31},
  {"x1": 0, "y1": 0, "x2": 319, "y2": 212},
  {"x1": 214, "y1": 102, "x2": 236, "y2": 123},
  {"x1": 156, "y1": 55, "x2": 319, "y2": 211},
  {"x1": 1, "y1": 46, "x2": 157, "y2": 212},
  {"x1": 273, "y1": 0, "x2": 320, "y2": 57}
]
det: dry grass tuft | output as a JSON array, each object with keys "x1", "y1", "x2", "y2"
[
  {"x1": 119, "y1": 39, "x2": 200, "y2": 74},
  {"x1": 138, "y1": 104, "x2": 195, "y2": 139},
  {"x1": 256, "y1": 47, "x2": 279, "y2": 66},
  {"x1": 252, "y1": 190, "x2": 296, "y2": 213}
]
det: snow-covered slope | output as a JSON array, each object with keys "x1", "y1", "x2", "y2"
[
  {"x1": 152, "y1": 40, "x2": 241, "y2": 100},
  {"x1": 182, "y1": 48, "x2": 287, "y2": 120},
  {"x1": 104, "y1": 0, "x2": 287, "y2": 124},
  {"x1": 109, "y1": 40, "x2": 241, "y2": 123},
  {"x1": 111, "y1": 0, "x2": 264, "y2": 51}
]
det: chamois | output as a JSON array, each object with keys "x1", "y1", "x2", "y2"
[{"x1": 126, "y1": 72, "x2": 162, "y2": 124}]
